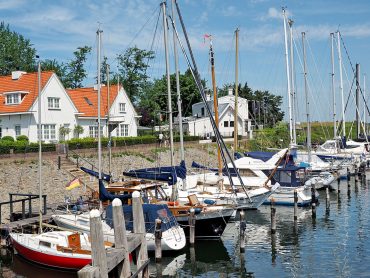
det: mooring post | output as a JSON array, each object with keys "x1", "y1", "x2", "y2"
[
  {"x1": 326, "y1": 187, "x2": 330, "y2": 209},
  {"x1": 294, "y1": 189, "x2": 298, "y2": 221},
  {"x1": 347, "y1": 168, "x2": 350, "y2": 181},
  {"x1": 355, "y1": 164, "x2": 359, "y2": 183},
  {"x1": 155, "y1": 219, "x2": 162, "y2": 263},
  {"x1": 76, "y1": 156, "x2": 79, "y2": 168},
  {"x1": 239, "y1": 210, "x2": 246, "y2": 253},
  {"x1": 270, "y1": 203, "x2": 276, "y2": 234},
  {"x1": 132, "y1": 191, "x2": 149, "y2": 278},
  {"x1": 43, "y1": 195, "x2": 47, "y2": 215},
  {"x1": 9, "y1": 194, "x2": 13, "y2": 222},
  {"x1": 311, "y1": 184, "x2": 316, "y2": 218},
  {"x1": 337, "y1": 174, "x2": 341, "y2": 193},
  {"x1": 112, "y1": 198, "x2": 130, "y2": 278},
  {"x1": 189, "y1": 208, "x2": 195, "y2": 246},
  {"x1": 28, "y1": 195, "x2": 32, "y2": 217},
  {"x1": 89, "y1": 209, "x2": 108, "y2": 278},
  {"x1": 58, "y1": 155, "x2": 61, "y2": 170},
  {"x1": 21, "y1": 200, "x2": 25, "y2": 220}
]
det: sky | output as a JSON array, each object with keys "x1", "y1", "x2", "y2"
[{"x1": 1, "y1": 0, "x2": 370, "y2": 123}]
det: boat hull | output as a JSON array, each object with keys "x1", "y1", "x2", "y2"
[
  {"x1": 263, "y1": 186, "x2": 314, "y2": 207},
  {"x1": 10, "y1": 234, "x2": 91, "y2": 270}
]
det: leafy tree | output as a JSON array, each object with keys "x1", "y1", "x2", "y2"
[
  {"x1": 73, "y1": 125, "x2": 84, "y2": 139},
  {"x1": 0, "y1": 22, "x2": 37, "y2": 75},
  {"x1": 116, "y1": 46, "x2": 155, "y2": 104},
  {"x1": 100, "y1": 56, "x2": 113, "y2": 85},
  {"x1": 65, "y1": 46, "x2": 92, "y2": 88},
  {"x1": 41, "y1": 59, "x2": 67, "y2": 83}
]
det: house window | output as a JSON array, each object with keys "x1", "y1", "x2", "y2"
[
  {"x1": 15, "y1": 125, "x2": 21, "y2": 137},
  {"x1": 119, "y1": 103, "x2": 126, "y2": 113},
  {"x1": 201, "y1": 107, "x2": 205, "y2": 116},
  {"x1": 119, "y1": 124, "x2": 129, "y2": 137},
  {"x1": 42, "y1": 124, "x2": 56, "y2": 140},
  {"x1": 89, "y1": 126, "x2": 103, "y2": 138},
  {"x1": 230, "y1": 121, "x2": 234, "y2": 127},
  {"x1": 224, "y1": 121, "x2": 229, "y2": 127},
  {"x1": 48, "y1": 97, "x2": 60, "y2": 109},
  {"x1": 6, "y1": 93, "x2": 20, "y2": 104}
]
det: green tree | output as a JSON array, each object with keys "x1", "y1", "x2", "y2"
[
  {"x1": 41, "y1": 59, "x2": 67, "y2": 83},
  {"x1": 116, "y1": 46, "x2": 155, "y2": 104},
  {"x1": 65, "y1": 46, "x2": 92, "y2": 88},
  {"x1": 0, "y1": 22, "x2": 36, "y2": 75}
]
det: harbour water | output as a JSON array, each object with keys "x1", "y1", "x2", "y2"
[{"x1": 1, "y1": 178, "x2": 369, "y2": 277}]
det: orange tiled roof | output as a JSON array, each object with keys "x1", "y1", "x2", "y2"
[
  {"x1": 0, "y1": 71, "x2": 54, "y2": 114},
  {"x1": 67, "y1": 85, "x2": 120, "y2": 118}
]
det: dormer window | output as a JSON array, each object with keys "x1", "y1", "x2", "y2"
[
  {"x1": 6, "y1": 93, "x2": 20, "y2": 104},
  {"x1": 48, "y1": 97, "x2": 60, "y2": 109}
]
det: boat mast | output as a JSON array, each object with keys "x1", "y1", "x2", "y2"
[
  {"x1": 302, "y1": 32, "x2": 311, "y2": 163},
  {"x1": 171, "y1": 0, "x2": 184, "y2": 162},
  {"x1": 356, "y1": 63, "x2": 361, "y2": 138},
  {"x1": 208, "y1": 36, "x2": 223, "y2": 188},
  {"x1": 283, "y1": 8, "x2": 293, "y2": 145},
  {"x1": 107, "y1": 64, "x2": 112, "y2": 177},
  {"x1": 97, "y1": 28, "x2": 103, "y2": 180},
  {"x1": 161, "y1": 1, "x2": 174, "y2": 166},
  {"x1": 289, "y1": 19, "x2": 297, "y2": 144},
  {"x1": 337, "y1": 31, "x2": 345, "y2": 137},
  {"x1": 330, "y1": 33, "x2": 336, "y2": 138},
  {"x1": 37, "y1": 58, "x2": 42, "y2": 233},
  {"x1": 364, "y1": 74, "x2": 366, "y2": 133},
  {"x1": 234, "y1": 28, "x2": 239, "y2": 151}
]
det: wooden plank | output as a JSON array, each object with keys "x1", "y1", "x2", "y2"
[
  {"x1": 106, "y1": 248, "x2": 125, "y2": 272},
  {"x1": 126, "y1": 234, "x2": 142, "y2": 252},
  {"x1": 78, "y1": 265, "x2": 100, "y2": 278},
  {"x1": 90, "y1": 210, "x2": 108, "y2": 278}
]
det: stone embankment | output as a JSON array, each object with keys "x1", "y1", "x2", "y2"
[{"x1": 0, "y1": 142, "x2": 218, "y2": 223}]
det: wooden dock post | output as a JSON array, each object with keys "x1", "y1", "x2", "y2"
[
  {"x1": 112, "y1": 198, "x2": 130, "y2": 278},
  {"x1": 337, "y1": 175, "x2": 341, "y2": 193},
  {"x1": 132, "y1": 191, "x2": 149, "y2": 278},
  {"x1": 58, "y1": 155, "x2": 61, "y2": 170},
  {"x1": 294, "y1": 190, "x2": 298, "y2": 221},
  {"x1": 355, "y1": 164, "x2": 359, "y2": 183},
  {"x1": 89, "y1": 209, "x2": 109, "y2": 278},
  {"x1": 326, "y1": 187, "x2": 330, "y2": 209},
  {"x1": 189, "y1": 208, "x2": 195, "y2": 246},
  {"x1": 270, "y1": 204, "x2": 276, "y2": 234},
  {"x1": 311, "y1": 184, "x2": 316, "y2": 218},
  {"x1": 239, "y1": 210, "x2": 246, "y2": 253},
  {"x1": 347, "y1": 168, "x2": 350, "y2": 181},
  {"x1": 155, "y1": 219, "x2": 162, "y2": 263}
]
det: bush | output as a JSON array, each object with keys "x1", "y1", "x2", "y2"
[
  {"x1": 0, "y1": 140, "x2": 55, "y2": 154},
  {"x1": 16, "y1": 135, "x2": 29, "y2": 142},
  {"x1": 1, "y1": 136, "x2": 15, "y2": 142}
]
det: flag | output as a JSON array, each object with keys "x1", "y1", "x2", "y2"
[{"x1": 66, "y1": 178, "x2": 81, "y2": 190}]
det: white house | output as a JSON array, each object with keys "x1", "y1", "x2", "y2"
[
  {"x1": 0, "y1": 71, "x2": 138, "y2": 143},
  {"x1": 182, "y1": 88, "x2": 252, "y2": 139}
]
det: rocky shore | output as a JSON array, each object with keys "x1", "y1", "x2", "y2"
[{"x1": 0, "y1": 143, "x2": 218, "y2": 223}]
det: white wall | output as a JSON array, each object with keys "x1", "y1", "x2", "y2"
[{"x1": 0, "y1": 114, "x2": 33, "y2": 139}]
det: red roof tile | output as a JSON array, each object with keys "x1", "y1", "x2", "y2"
[
  {"x1": 0, "y1": 71, "x2": 54, "y2": 114},
  {"x1": 67, "y1": 85, "x2": 120, "y2": 118}
]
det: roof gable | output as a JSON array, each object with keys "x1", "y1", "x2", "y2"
[{"x1": 0, "y1": 71, "x2": 54, "y2": 114}]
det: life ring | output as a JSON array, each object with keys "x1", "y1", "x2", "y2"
[{"x1": 167, "y1": 201, "x2": 179, "y2": 206}]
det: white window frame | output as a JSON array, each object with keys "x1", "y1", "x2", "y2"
[
  {"x1": 48, "y1": 97, "x2": 60, "y2": 109},
  {"x1": 89, "y1": 126, "x2": 103, "y2": 138},
  {"x1": 42, "y1": 124, "x2": 56, "y2": 140},
  {"x1": 119, "y1": 103, "x2": 126, "y2": 113},
  {"x1": 6, "y1": 93, "x2": 20, "y2": 105},
  {"x1": 119, "y1": 124, "x2": 129, "y2": 137},
  {"x1": 15, "y1": 125, "x2": 21, "y2": 137}
]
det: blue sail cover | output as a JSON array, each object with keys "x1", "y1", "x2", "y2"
[
  {"x1": 80, "y1": 166, "x2": 111, "y2": 182},
  {"x1": 122, "y1": 160, "x2": 186, "y2": 185},
  {"x1": 99, "y1": 179, "x2": 132, "y2": 202},
  {"x1": 105, "y1": 203, "x2": 177, "y2": 232},
  {"x1": 244, "y1": 151, "x2": 295, "y2": 166}
]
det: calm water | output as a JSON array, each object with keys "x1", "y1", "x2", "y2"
[{"x1": 1, "y1": 177, "x2": 370, "y2": 277}]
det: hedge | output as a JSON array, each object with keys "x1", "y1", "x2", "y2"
[{"x1": 0, "y1": 141, "x2": 55, "y2": 154}]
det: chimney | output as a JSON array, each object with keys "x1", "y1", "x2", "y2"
[
  {"x1": 11, "y1": 71, "x2": 27, "y2": 80},
  {"x1": 93, "y1": 84, "x2": 105, "y2": 91},
  {"x1": 228, "y1": 87, "x2": 233, "y2": 96}
]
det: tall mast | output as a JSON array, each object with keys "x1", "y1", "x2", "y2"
[
  {"x1": 289, "y1": 19, "x2": 296, "y2": 144},
  {"x1": 97, "y1": 28, "x2": 102, "y2": 179},
  {"x1": 37, "y1": 58, "x2": 42, "y2": 233},
  {"x1": 107, "y1": 64, "x2": 112, "y2": 176},
  {"x1": 234, "y1": 28, "x2": 239, "y2": 151},
  {"x1": 330, "y1": 33, "x2": 336, "y2": 138},
  {"x1": 283, "y1": 9, "x2": 293, "y2": 144},
  {"x1": 208, "y1": 37, "x2": 223, "y2": 186},
  {"x1": 302, "y1": 32, "x2": 311, "y2": 163},
  {"x1": 337, "y1": 31, "x2": 345, "y2": 137},
  {"x1": 171, "y1": 0, "x2": 184, "y2": 161},
  {"x1": 356, "y1": 63, "x2": 361, "y2": 138},
  {"x1": 161, "y1": 1, "x2": 174, "y2": 166},
  {"x1": 364, "y1": 74, "x2": 367, "y2": 132}
]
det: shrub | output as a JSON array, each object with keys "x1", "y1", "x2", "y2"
[
  {"x1": 16, "y1": 135, "x2": 29, "y2": 142},
  {"x1": 1, "y1": 136, "x2": 15, "y2": 142}
]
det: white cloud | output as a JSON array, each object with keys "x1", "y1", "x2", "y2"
[
  {"x1": 259, "y1": 7, "x2": 292, "y2": 21},
  {"x1": 0, "y1": 0, "x2": 26, "y2": 10}
]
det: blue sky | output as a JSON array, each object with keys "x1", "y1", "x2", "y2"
[{"x1": 1, "y1": 0, "x2": 370, "y2": 123}]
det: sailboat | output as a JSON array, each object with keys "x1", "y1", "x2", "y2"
[{"x1": 9, "y1": 60, "x2": 99, "y2": 270}]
